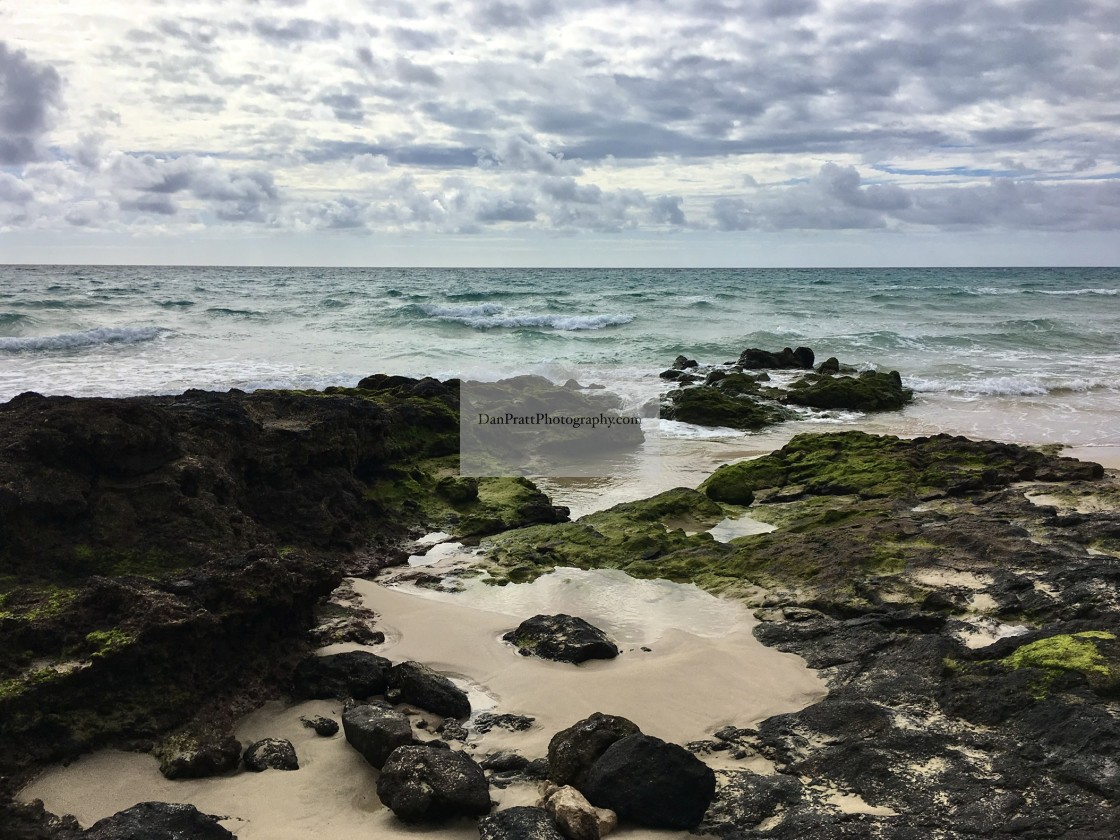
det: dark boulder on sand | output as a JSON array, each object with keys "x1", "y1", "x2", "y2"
[
  {"x1": 479, "y1": 806, "x2": 565, "y2": 840},
  {"x1": 582, "y1": 733, "x2": 716, "y2": 830},
  {"x1": 83, "y1": 802, "x2": 236, "y2": 840},
  {"x1": 291, "y1": 651, "x2": 391, "y2": 700},
  {"x1": 376, "y1": 745, "x2": 490, "y2": 821},
  {"x1": 155, "y1": 734, "x2": 241, "y2": 780},
  {"x1": 342, "y1": 704, "x2": 413, "y2": 769},
  {"x1": 503, "y1": 614, "x2": 619, "y2": 664},
  {"x1": 300, "y1": 715, "x2": 339, "y2": 737},
  {"x1": 661, "y1": 385, "x2": 792, "y2": 431},
  {"x1": 387, "y1": 661, "x2": 471, "y2": 719},
  {"x1": 243, "y1": 738, "x2": 298, "y2": 772},
  {"x1": 547, "y1": 713, "x2": 641, "y2": 789}
]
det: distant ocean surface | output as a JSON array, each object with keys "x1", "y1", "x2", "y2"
[{"x1": 2, "y1": 265, "x2": 1119, "y2": 448}]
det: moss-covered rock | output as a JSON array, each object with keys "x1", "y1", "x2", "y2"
[
  {"x1": 661, "y1": 387, "x2": 792, "y2": 431},
  {"x1": 785, "y1": 370, "x2": 913, "y2": 412},
  {"x1": 999, "y1": 631, "x2": 1120, "y2": 696},
  {"x1": 701, "y1": 431, "x2": 1103, "y2": 504}
]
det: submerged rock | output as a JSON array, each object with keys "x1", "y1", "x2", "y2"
[
  {"x1": 503, "y1": 614, "x2": 619, "y2": 664},
  {"x1": 387, "y1": 661, "x2": 471, "y2": 719},
  {"x1": 547, "y1": 713, "x2": 641, "y2": 789},
  {"x1": 479, "y1": 806, "x2": 564, "y2": 840},
  {"x1": 83, "y1": 802, "x2": 235, "y2": 840},
  {"x1": 243, "y1": 738, "x2": 298, "y2": 772},
  {"x1": 342, "y1": 704, "x2": 413, "y2": 769},
  {"x1": 376, "y1": 745, "x2": 490, "y2": 821},
  {"x1": 582, "y1": 734, "x2": 716, "y2": 830}
]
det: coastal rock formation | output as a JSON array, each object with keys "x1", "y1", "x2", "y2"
[
  {"x1": 479, "y1": 806, "x2": 565, "y2": 840},
  {"x1": 582, "y1": 734, "x2": 716, "y2": 830},
  {"x1": 290, "y1": 651, "x2": 390, "y2": 700},
  {"x1": 242, "y1": 738, "x2": 298, "y2": 772},
  {"x1": 658, "y1": 346, "x2": 913, "y2": 430},
  {"x1": 82, "y1": 802, "x2": 235, "y2": 840},
  {"x1": 738, "y1": 346, "x2": 815, "y2": 370},
  {"x1": 342, "y1": 704, "x2": 413, "y2": 769},
  {"x1": 503, "y1": 615, "x2": 619, "y2": 664},
  {"x1": 547, "y1": 713, "x2": 641, "y2": 789},
  {"x1": 375, "y1": 746, "x2": 491, "y2": 821},
  {"x1": 387, "y1": 661, "x2": 471, "y2": 719},
  {"x1": 154, "y1": 734, "x2": 241, "y2": 780}
]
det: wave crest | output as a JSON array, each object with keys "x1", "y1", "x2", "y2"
[
  {"x1": 422, "y1": 303, "x2": 633, "y2": 331},
  {"x1": 0, "y1": 326, "x2": 166, "y2": 353}
]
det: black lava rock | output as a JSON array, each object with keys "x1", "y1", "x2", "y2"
[
  {"x1": 503, "y1": 614, "x2": 619, "y2": 664},
  {"x1": 243, "y1": 738, "x2": 298, "y2": 772},
  {"x1": 300, "y1": 715, "x2": 339, "y2": 737},
  {"x1": 342, "y1": 704, "x2": 413, "y2": 769},
  {"x1": 547, "y1": 712, "x2": 641, "y2": 788},
  {"x1": 479, "y1": 806, "x2": 564, "y2": 840},
  {"x1": 291, "y1": 650, "x2": 391, "y2": 700},
  {"x1": 82, "y1": 802, "x2": 235, "y2": 840},
  {"x1": 376, "y1": 745, "x2": 490, "y2": 822},
  {"x1": 387, "y1": 661, "x2": 471, "y2": 719}
]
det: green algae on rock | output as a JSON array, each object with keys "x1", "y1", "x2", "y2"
[
  {"x1": 784, "y1": 370, "x2": 913, "y2": 412},
  {"x1": 661, "y1": 386, "x2": 793, "y2": 431}
]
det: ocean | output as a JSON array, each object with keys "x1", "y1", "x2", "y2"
[{"x1": 2, "y1": 265, "x2": 1119, "y2": 456}]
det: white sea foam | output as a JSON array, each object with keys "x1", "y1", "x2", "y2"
[
  {"x1": 1037, "y1": 288, "x2": 1119, "y2": 296},
  {"x1": 424, "y1": 303, "x2": 634, "y2": 331},
  {"x1": 908, "y1": 375, "x2": 1112, "y2": 397},
  {"x1": 0, "y1": 326, "x2": 166, "y2": 353}
]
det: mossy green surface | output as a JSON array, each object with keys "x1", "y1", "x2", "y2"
[
  {"x1": 661, "y1": 386, "x2": 792, "y2": 431},
  {"x1": 700, "y1": 430, "x2": 1072, "y2": 504},
  {"x1": 785, "y1": 371, "x2": 913, "y2": 412},
  {"x1": 85, "y1": 629, "x2": 136, "y2": 658},
  {"x1": 998, "y1": 632, "x2": 1120, "y2": 698},
  {"x1": 0, "y1": 586, "x2": 79, "y2": 622}
]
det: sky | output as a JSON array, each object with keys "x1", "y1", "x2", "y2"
[{"x1": 1, "y1": 0, "x2": 1118, "y2": 266}]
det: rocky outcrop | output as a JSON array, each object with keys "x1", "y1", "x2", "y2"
[
  {"x1": 503, "y1": 615, "x2": 618, "y2": 664},
  {"x1": 387, "y1": 662, "x2": 471, "y2": 719},
  {"x1": 785, "y1": 369, "x2": 912, "y2": 411},
  {"x1": 342, "y1": 704, "x2": 414, "y2": 769},
  {"x1": 479, "y1": 806, "x2": 565, "y2": 840},
  {"x1": 290, "y1": 651, "x2": 390, "y2": 700},
  {"x1": 582, "y1": 734, "x2": 715, "y2": 830},
  {"x1": 547, "y1": 713, "x2": 641, "y2": 789},
  {"x1": 242, "y1": 738, "x2": 298, "y2": 772},
  {"x1": 375, "y1": 746, "x2": 491, "y2": 821},
  {"x1": 82, "y1": 802, "x2": 235, "y2": 840}
]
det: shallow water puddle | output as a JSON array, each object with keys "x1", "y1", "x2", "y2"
[{"x1": 706, "y1": 515, "x2": 777, "y2": 542}]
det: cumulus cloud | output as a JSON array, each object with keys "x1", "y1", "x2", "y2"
[{"x1": 0, "y1": 42, "x2": 62, "y2": 164}]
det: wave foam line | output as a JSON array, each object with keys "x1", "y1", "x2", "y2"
[
  {"x1": 423, "y1": 303, "x2": 634, "y2": 331},
  {"x1": 0, "y1": 326, "x2": 166, "y2": 353},
  {"x1": 908, "y1": 376, "x2": 1113, "y2": 397}
]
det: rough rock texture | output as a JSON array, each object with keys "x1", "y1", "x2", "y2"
[
  {"x1": 299, "y1": 715, "x2": 339, "y2": 737},
  {"x1": 0, "y1": 382, "x2": 572, "y2": 828},
  {"x1": 290, "y1": 651, "x2": 391, "y2": 700},
  {"x1": 488, "y1": 431, "x2": 1120, "y2": 837},
  {"x1": 547, "y1": 713, "x2": 641, "y2": 789},
  {"x1": 375, "y1": 745, "x2": 491, "y2": 822},
  {"x1": 582, "y1": 733, "x2": 716, "y2": 830},
  {"x1": 387, "y1": 661, "x2": 471, "y2": 719},
  {"x1": 503, "y1": 615, "x2": 618, "y2": 664},
  {"x1": 154, "y1": 734, "x2": 241, "y2": 780},
  {"x1": 242, "y1": 738, "x2": 298, "y2": 772},
  {"x1": 738, "y1": 347, "x2": 815, "y2": 370},
  {"x1": 342, "y1": 704, "x2": 413, "y2": 769},
  {"x1": 82, "y1": 802, "x2": 235, "y2": 840},
  {"x1": 785, "y1": 370, "x2": 912, "y2": 412},
  {"x1": 542, "y1": 784, "x2": 617, "y2": 840},
  {"x1": 479, "y1": 806, "x2": 565, "y2": 840}
]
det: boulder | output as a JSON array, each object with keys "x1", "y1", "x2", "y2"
[
  {"x1": 547, "y1": 713, "x2": 641, "y2": 789},
  {"x1": 543, "y1": 784, "x2": 618, "y2": 840},
  {"x1": 661, "y1": 386, "x2": 790, "y2": 431},
  {"x1": 737, "y1": 347, "x2": 814, "y2": 370},
  {"x1": 376, "y1": 745, "x2": 490, "y2": 821},
  {"x1": 479, "y1": 806, "x2": 564, "y2": 840},
  {"x1": 387, "y1": 661, "x2": 471, "y2": 719},
  {"x1": 300, "y1": 715, "x2": 339, "y2": 737},
  {"x1": 503, "y1": 614, "x2": 619, "y2": 664},
  {"x1": 481, "y1": 751, "x2": 530, "y2": 772},
  {"x1": 291, "y1": 650, "x2": 391, "y2": 700},
  {"x1": 243, "y1": 738, "x2": 298, "y2": 772},
  {"x1": 342, "y1": 704, "x2": 414, "y2": 769},
  {"x1": 155, "y1": 735, "x2": 241, "y2": 780},
  {"x1": 672, "y1": 355, "x2": 699, "y2": 370},
  {"x1": 83, "y1": 802, "x2": 235, "y2": 839},
  {"x1": 582, "y1": 734, "x2": 716, "y2": 830}
]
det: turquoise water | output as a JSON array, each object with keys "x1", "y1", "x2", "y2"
[{"x1": 2, "y1": 265, "x2": 1119, "y2": 445}]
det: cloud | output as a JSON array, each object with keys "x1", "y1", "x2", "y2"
[{"x1": 0, "y1": 42, "x2": 62, "y2": 164}]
